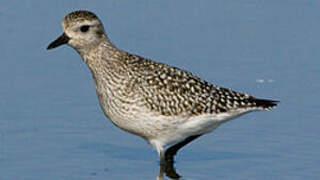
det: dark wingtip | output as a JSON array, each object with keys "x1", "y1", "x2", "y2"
[{"x1": 254, "y1": 98, "x2": 279, "y2": 109}]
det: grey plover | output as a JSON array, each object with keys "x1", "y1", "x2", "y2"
[{"x1": 47, "y1": 10, "x2": 278, "y2": 178}]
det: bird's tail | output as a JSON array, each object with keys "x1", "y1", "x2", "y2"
[{"x1": 252, "y1": 98, "x2": 279, "y2": 110}]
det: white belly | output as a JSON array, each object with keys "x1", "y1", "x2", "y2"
[{"x1": 148, "y1": 109, "x2": 254, "y2": 150}]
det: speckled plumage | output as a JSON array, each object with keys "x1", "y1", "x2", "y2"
[
  {"x1": 63, "y1": 11, "x2": 99, "y2": 29},
  {"x1": 48, "y1": 10, "x2": 278, "y2": 163},
  {"x1": 104, "y1": 52, "x2": 274, "y2": 116}
]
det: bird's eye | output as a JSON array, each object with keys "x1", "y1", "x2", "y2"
[{"x1": 80, "y1": 25, "x2": 90, "y2": 32}]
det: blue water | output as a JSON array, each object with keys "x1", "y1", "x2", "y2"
[{"x1": 1, "y1": 1, "x2": 319, "y2": 180}]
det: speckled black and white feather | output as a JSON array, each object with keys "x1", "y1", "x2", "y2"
[{"x1": 122, "y1": 53, "x2": 277, "y2": 116}]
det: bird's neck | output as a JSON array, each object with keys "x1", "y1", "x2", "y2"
[
  {"x1": 80, "y1": 38, "x2": 122, "y2": 67},
  {"x1": 80, "y1": 39, "x2": 128, "y2": 86}
]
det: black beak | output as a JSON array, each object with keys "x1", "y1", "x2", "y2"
[{"x1": 47, "y1": 33, "x2": 70, "y2": 50}]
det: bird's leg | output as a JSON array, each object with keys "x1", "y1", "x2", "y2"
[
  {"x1": 163, "y1": 134, "x2": 202, "y2": 179},
  {"x1": 159, "y1": 149, "x2": 165, "y2": 166},
  {"x1": 158, "y1": 160, "x2": 165, "y2": 180},
  {"x1": 165, "y1": 134, "x2": 202, "y2": 163}
]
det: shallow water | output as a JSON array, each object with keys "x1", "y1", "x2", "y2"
[{"x1": 1, "y1": 1, "x2": 320, "y2": 180}]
